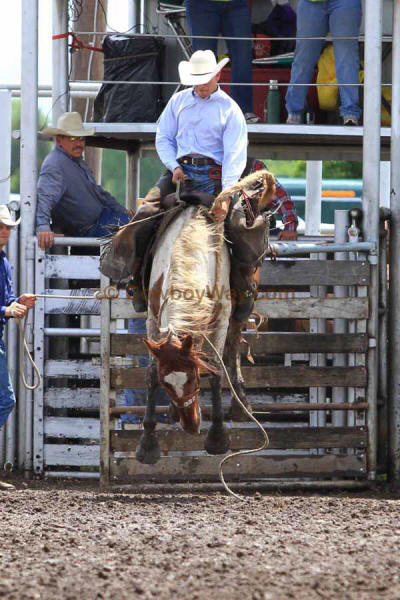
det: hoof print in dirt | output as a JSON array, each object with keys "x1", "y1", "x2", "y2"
[
  {"x1": 135, "y1": 432, "x2": 161, "y2": 464},
  {"x1": 204, "y1": 424, "x2": 230, "y2": 455}
]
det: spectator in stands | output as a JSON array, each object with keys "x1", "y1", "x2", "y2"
[
  {"x1": 285, "y1": 0, "x2": 362, "y2": 126},
  {"x1": 36, "y1": 112, "x2": 131, "y2": 249},
  {"x1": 185, "y1": 0, "x2": 260, "y2": 124},
  {"x1": 0, "y1": 206, "x2": 36, "y2": 490}
]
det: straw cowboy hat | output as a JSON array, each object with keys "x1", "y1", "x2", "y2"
[
  {"x1": 0, "y1": 205, "x2": 20, "y2": 227},
  {"x1": 178, "y1": 50, "x2": 230, "y2": 86},
  {"x1": 41, "y1": 111, "x2": 95, "y2": 138}
]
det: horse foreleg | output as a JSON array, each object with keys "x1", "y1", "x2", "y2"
[
  {"x1": 225, "y1": 319, "x2": 252, "y2": 421},
  {"x1": 135, "y1": 360, "x2": 161, "y2": 465},
  {"x1": 204, "y1": 373, "x2": 230, "y2": 455}
]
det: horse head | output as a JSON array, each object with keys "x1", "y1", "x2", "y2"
[{"x1": 143, "y1": 333, "x2": 217, "y2": 433}]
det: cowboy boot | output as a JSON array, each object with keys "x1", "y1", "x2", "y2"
[{"x1": 225, "y1": 195, "x2": 269, "y2": 324}]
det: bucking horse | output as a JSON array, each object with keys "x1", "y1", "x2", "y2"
[{"x1": 100, "y1": 169, "x2": 276, "y2": 464}]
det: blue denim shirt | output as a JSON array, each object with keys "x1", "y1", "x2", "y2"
[
  {"x1": 36, "y1": 146, "x2": 125, "y2": 235},
  {"x1": 0, "y1": 251, "x2": 17, "y2": 341}
]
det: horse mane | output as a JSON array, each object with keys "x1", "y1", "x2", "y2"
[
  {"x1": 215, "y1": 168, "x2": 276, "y2": 211},
  {"x1": 167, "y1": 207, "x2": 223, "y2": 338}
]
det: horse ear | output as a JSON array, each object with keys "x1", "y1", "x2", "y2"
[
  {"x1": 143, "y1": 338, "x2": 160, "y2": 358},
  {"x1": 180, "y1": 334, "x2": 193, "y2": 354}
]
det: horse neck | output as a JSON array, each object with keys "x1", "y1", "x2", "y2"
[{"x1": 167, "y1": 207, "x2": 223, "y2": 339}]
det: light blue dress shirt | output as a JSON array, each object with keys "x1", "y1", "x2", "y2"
[{"x1": 156, "y1": 87, "x2": 247, "y2": 191}]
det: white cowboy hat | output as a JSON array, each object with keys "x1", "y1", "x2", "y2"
[
  {"x1": 178, "y1": 50, "x2": 230, "y2": 86},
  {"x1": 0, "y1": 205, "x2": 20, "y2": 227},
  {"x1": 41, "y1": 111, "x2": 95, "y2": 138}
]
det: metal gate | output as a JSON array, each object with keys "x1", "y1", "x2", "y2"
[{"x1": 100, "y1": 233, "x2": 380, "y2": 489}]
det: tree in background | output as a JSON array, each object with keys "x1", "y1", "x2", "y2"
[
  {"x1": 265, "y1": 159, "x2": 362, "y2": 179},
  {"x1": 10, "y1": 100, "x2": 51, "y2": 194}
]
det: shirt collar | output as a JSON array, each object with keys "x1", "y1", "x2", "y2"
[
  {"x1": 192, "y1": 86, "x2": 222, "y2": 101},
  {"x1": 55, "y1": 144, "x2": 83, "y2": 163}
]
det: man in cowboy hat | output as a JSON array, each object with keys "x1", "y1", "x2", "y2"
[
  {"x1": 100, "y1": 50, "x2": 249, "y2": 309},
  {"x1": 0, "y1": 206, "x2": 36, "y2": 490},
  {"x1": 36, "y1": 112, "x2": 131, "y2": 249}
]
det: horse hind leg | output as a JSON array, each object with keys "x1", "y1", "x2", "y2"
[
  {"x1": 204, "y1": 373, "x2": 230, "y2": 455},
  {"x1": 225, "y1": 319, "x2": 252, "y2": 422},
  {"x1": 136, "y1": 361, "x2": 161, "y2": 465}
]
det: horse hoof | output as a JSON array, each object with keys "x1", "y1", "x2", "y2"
[
  {"x1": 135, "y1": 432, "x2": 161, "y2": 465},
  {"x1": 204, "y1": 424, "x2": 230, "y2": 455}
]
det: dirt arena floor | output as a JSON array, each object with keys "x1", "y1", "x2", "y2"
[{"x1": 0, "y1": 477, "x2": 399, "y2": 600}]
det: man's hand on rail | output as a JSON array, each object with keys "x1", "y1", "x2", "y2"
[
  {"x1": 37, "y1": 230, "x2": 55, "y2": 249},
  {"x1": 278, "y1": 230, "x2": 298, "y2": 241},
  {"x1": 5, "y1": 302, "x2": 28, "y2": 319},
  {"x1": 18, "y1": 294, "x2": 37, "y2": 309}
]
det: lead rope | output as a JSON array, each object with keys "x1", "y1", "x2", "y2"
[
  {"x1": 16, "y1": 286, "x2": 120, "y2": 390},
  {"x1": 202, "y1": 333, "x2": 270, "y2": 502}
]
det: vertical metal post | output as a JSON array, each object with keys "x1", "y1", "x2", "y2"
[
  {"x1": 99, "y1": 272, "x2": 111, "y2": 488},
  {"x1": 52, "y1": 0, "x2": 69, "y2": 120},
  {"x1": 379, "y1": 219, "x2": 388, "y2": 469},
  {"x1": 5, "y1": 202, "x2": 20, "y2": 470},
  {"x1": 389, "y1": 0, "x2": 400, "y2": 483},
  {"x1": 0, "y1": 91, "x2": 12, "y2": 204},
  {"x1": 128, "y1": 0, "x2": 138, "y2": 32},
  {"x1": 139, "y1": 0, "x2": 146, "y2": 34},
  {"x1": 0, "y1": 90, "x2": 13, "y2": 469},
  {"x1": 362, "y1": 0, "x2": 383, "y2": 480},
  {"x1": 332, "y1": 210, "x2": 348, "y2": 427},
  {"x1": 126, "y1": 150, "x2": 140, "y2": 210},
  {"x1": 20, "y1": 0, "x2": 39, "y2": 473},
  {"x1": 380, "y1": 162, "x2": 391, "y2": 208},
  {"x1": 305, "y1": 161, "x2": 325, "y2": 429},
  {"x1": 305, "y1": 161, "x2": 322, "y2": 233}
]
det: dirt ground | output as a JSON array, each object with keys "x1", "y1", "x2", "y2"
[{"x1": 0, "y1": 477, "x2": 399, "y2": 600}]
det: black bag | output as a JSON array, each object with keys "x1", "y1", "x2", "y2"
[{"x1": 93, "y1": 35, "x2": 165, "y2": 123}]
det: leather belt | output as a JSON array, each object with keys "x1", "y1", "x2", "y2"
[{"x1": 179, "y1": 155, "x2": 217, "y2": 166}]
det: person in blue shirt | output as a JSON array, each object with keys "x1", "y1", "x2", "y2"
[
  {"x1": 36, "y1": 112, "x2": 131, "y2": 249},
  {"x1": 0, "y1": 206, "x2": 36, "y2": 490},
  {"x1": 101, "y1": 50, "x2": 268, "y2": 324}
]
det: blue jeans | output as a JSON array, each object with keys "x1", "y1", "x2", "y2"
[
  {"x1": 181, "y1": 163, "x2": 222, "y2": 195},
  {"x1": 185, "y1": 0, "x2": 253, "y2": 114},
  {"x1": 285, "y1": 0, "x2": 362, "y2": 119},
  {"x1": 0, "y1": 340, "x2": 15, "y2": 429},
  {"x1": 84, "y1": 207, "x2": 130, "y2": 237},
  {"x1": 157, "y1": 163, "x2": 222, "y2": 196}
]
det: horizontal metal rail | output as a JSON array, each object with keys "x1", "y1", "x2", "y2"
[
  {"x1": 44, "y1": 328, "x2": 127, "y2": 337},
  {"x1": 269, "y1": 241, "x2": 375, "y2": 256},
  {"x1": 110, "y1": 402, "x2": 369, "y2": 415},
  {"x1": 72, "y1": 31, "x2": 392, "y2": 42}
]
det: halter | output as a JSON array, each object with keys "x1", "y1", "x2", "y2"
[{"x1": 170, "y1": 386, "x2": 200, "y2": 410}]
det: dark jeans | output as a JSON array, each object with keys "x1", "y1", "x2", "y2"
[
  {"x1": 157, "y1": 162, "x2": 222, "y2": 197},
  {"x1": 185, "y1": 0, "x2": 253, "y2": 114},
  {"x1": 0, "y1": 340, "x2": 15, "y2": 429},
  {"x1": 84, "y1": 207, "x2": 130, "y2": 237}
]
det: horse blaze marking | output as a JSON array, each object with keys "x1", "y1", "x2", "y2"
[{"x1": 164, "y1": 371, "x2": 188, "y2": 397}]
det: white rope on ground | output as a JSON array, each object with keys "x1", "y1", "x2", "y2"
[{"x1": 202, "y1": 333, "x2": 270, "y2": 502}]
